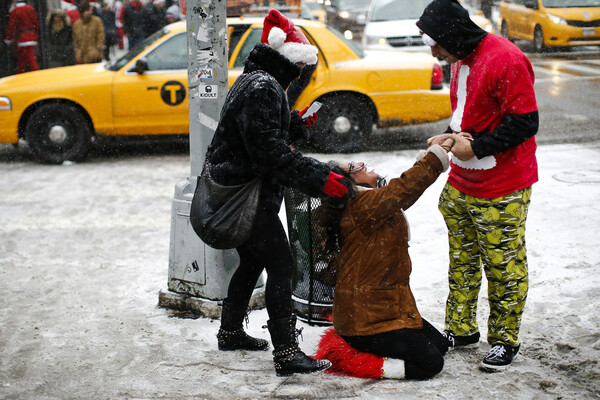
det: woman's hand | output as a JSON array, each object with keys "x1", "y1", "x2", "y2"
[
  {"x1": 427, "y1": 133, "x2": 453, "y2": 147},
  {"x1": 441, "y1": 137, "x2": 455, "y2": 152}
]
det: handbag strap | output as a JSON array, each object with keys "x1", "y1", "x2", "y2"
[{"x1": 203, "y1": 70, "x2": 269, "y2": 181}]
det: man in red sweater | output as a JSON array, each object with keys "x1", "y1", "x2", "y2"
[
  {"x1": 4, "y1": 0, "x2": 39, "y2": 74},
  {"x1": 417, "y1": 0, "x2": 538, "y2": 373}
]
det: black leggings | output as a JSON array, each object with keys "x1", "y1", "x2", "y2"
[
  {"x1": 341, "y1": 319, "x2": 448, "y2": 380},
  {"x1": 226, "y1": 203, "x2": 294, "y2": 320}
]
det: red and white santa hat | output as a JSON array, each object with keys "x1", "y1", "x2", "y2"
[
  {"x1": 314, "y1": 327, "x2": 405, "y2": 380},
  {"x1": 261, "y1": 9, "x2": 318, "y2": 65}
]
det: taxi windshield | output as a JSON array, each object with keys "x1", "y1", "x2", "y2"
[
  {"x1": 543, "y1": 0, "x2": 600, "y2": 6},
  {"x1": 106, "y1": 28, "x2": 170, "y2": 71}
]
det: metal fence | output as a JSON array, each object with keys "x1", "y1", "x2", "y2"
[{"x1": 284, "y1": 188, "x2": 334, "y2": 326}]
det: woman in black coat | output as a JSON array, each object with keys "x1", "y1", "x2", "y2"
[
  {"x1": 209, "y1": 9, "x2": 347, "y2": 377},
  {"x1": 47, "y1": 10, "x2": 76, "y2": 68}
]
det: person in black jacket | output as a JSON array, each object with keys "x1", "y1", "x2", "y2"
[
  {"x1": 97, "y1": 0, "x2": 116, "y2": 61},
  {"x1": 46, "y1": 9, "x2": 76, "y2": 68},
  {"x1": 142, "y1": 0, "x2": 166, "y2": 38},
  {"x1": 209, "y1": 9, "x2": 347, "y2": 377},
  {"x1": 122, "y1": 0, "x2": 144, "y2": 49}
]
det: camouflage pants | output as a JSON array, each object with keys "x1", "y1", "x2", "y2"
[{"x1": 438, "y1": 182, "x2": 531, "y2": 347}]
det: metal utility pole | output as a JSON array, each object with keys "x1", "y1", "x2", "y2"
[{"x1": 159, "y1": 0, "x2": 264, "y2": 317}]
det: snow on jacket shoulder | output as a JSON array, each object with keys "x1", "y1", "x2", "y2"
[{"x1": 208, "y1": 43, "x2": 330, "y2": 213}]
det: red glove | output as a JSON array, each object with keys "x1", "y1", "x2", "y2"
[
  {"x1": 299, "y1": 106, "x2": 318, "y2": 128},
  {"x1": 323, "y1": 171, "x2": 348, "y2": 198}
]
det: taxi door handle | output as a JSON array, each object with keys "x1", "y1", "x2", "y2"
[{"x1": 147, "y1": 86, "x2": 158, "y2": 90}]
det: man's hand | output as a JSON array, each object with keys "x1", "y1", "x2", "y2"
[{"x1": 451, "y1": 135, "x2": 475, "y2": 161}]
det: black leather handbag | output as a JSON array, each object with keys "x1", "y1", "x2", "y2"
[{"x1": 189, "y1": 158, "x2": 261, "y2": 250}]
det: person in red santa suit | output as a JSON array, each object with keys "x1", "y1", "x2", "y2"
[
  {"x1": 417, "y1": 0, "x2": 538, "y2": 373},
  {"x1": 4, "y1": 0, "x2": 39, "y2": 74}
]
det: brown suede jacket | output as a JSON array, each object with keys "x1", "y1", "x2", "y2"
[{"x1": 332, "y1": 150, "x2": 446, "y2": 337}]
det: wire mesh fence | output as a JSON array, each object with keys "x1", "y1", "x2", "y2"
[{"x1": 284, "y1": 188, "x2": 335, "y2": 326}]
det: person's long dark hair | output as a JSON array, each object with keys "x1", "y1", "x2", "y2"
[{"x1": 312, "y1": 162, "x2": 358, "y2": 286}]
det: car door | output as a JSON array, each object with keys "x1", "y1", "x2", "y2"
[
  {"x1": 112, "y1": 32, "x2": 188, "y2": 135},
  {"x1": 512, "y1": 0, "x2": 533, "y2": 39}
]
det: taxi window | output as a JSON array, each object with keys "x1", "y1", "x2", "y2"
[
  {"x1": 228, "y1": 24, "x2": 252, "y2": 61},
  {"x1": 326, "y1": 25, "x2": 364, "y2": 58},
  {"x1": 233, "y1": 28, "x2": 263, "y2": 68},
  {"x1": 145, "y1": 33, "x2": 187, "y2": 71},
  {"x1": 544, "y1": 0, "x2": 600, "y2": 6},
  {"x1": 107, "y1": 28, "x2": 168, "y2": 71}
]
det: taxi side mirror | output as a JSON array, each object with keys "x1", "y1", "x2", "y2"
[
  {"x1": 135, "y1": 58, "x2": 149, "y2": 74},
  {"x1": 524, "y1": 0, "x2": 538, "y2": 9}
]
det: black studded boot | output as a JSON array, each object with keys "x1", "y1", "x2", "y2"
[
  {"x1": 267, "y1": 315, "x2": 331, "y2": 377},
  {"x1": 217, "y1": 300, "x2": 269, "y2": 351}
]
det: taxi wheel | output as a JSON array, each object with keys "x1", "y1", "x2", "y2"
[
  {"x1": 500, "y1": 21, "x2": 510, "y2": 40},
  {"x1": 25, "y1": 103, "x2": 92, "y2": 164},
  {"x1": 533, "y1": 26, "x2": 545, "y2": 53},
  {"x1": 311, "y1": 94, "x2": 374, "y2": 153}
]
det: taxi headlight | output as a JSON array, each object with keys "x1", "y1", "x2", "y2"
[
  {"x1": 0, "y1": 96, "x2": 11, "y2": 110},
  {"x1": 547, "y1": 14, "x2": 567, "y2": 25}
]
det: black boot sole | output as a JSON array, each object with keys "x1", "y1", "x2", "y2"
[
  {"x1": 275, "y1": 362, "x2": 331, "y2": 377},
  {"x1": 218, "y1": 344, "x2": 269, "y2": 351}
]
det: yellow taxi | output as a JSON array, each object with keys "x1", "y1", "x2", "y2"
[
  {"x1": 499, "y1": 0, "x2": 600, "y2": 52},
  {"x1": 0, "y1": 18, "x2": 450, "y2": 164}
]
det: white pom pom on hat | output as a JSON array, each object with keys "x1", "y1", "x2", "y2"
[{"x1": 261, "y1": 9, "x2": 318, "y2": 65}]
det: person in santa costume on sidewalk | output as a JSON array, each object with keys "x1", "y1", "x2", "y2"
[
  {"x1": 314, "y1": 141, "x2": 456, "y2": 380},
  {"x1": 417, "y1": 0, "x2": 538, "y2": 373},
  {"x1": 4, "y1": 0, "x2": 39, "y2": 74}
]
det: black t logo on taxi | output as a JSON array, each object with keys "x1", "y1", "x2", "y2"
[{"x1": 161, "y1": 81, "x2": 185, "y2": 106}]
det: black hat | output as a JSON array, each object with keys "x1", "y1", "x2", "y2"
[{"x1": 416, "y1": 0, "x2": 487, "y2": 60}]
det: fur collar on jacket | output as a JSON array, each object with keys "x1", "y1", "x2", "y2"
[{"x1": 243, "y1": 43, "x2": 301, "y2": 90}]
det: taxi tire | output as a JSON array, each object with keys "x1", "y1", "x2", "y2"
[
  {"x1": 533, "y1": 26, "x2": 545, "y2": 53},
  {"x1": 500, "y1": 21, "x2": 510, "y2": 40},
  {"x1": 311, "y1": 94, "x2": 374, "y2": 153},
  {"x1": 25, "y1": 103, "x2": 92, "y2": 164}
]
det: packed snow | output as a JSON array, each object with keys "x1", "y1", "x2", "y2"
[{"x1": 0, "y1": 142, "x2": 599, "y2": 399}]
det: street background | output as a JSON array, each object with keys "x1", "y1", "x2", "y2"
[{"x1": 1, "y1": 141, "x2": 599, "y2": 399}]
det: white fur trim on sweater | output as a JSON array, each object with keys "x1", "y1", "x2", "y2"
[
  {"x1": 422, "y1": 33, "x2": 437, "y2": 47},
  {"x1": 277, "y1": 41, "x2": 318, "y2": 65},
  {"x1": 416, "y1": 144, "x2": 449, "y2": 172},
  {"x1": 451, "y1": 153, "x2": 497, "y2": 170},
  {"x1": 268, "y1": 27, "x2": 287, "y2": 49},
  {"x1": 382, "y1": 358, "x2": 405, "y2": 379}
]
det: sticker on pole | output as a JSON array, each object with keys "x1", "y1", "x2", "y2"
[
  {"x1": 198, "y1": 84, "x2": 218, "y2": 99},
  {"x1": 197, "y1": 67, "x2": 214, "y2": 79}
]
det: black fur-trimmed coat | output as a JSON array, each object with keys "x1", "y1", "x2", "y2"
[{"x1": 208, "y1": 43, "x2": 331, "y2": 213}]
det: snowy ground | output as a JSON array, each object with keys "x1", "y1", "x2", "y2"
[{"x1": 1, "y1": 142, "x2": 599, "y2": 399}]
